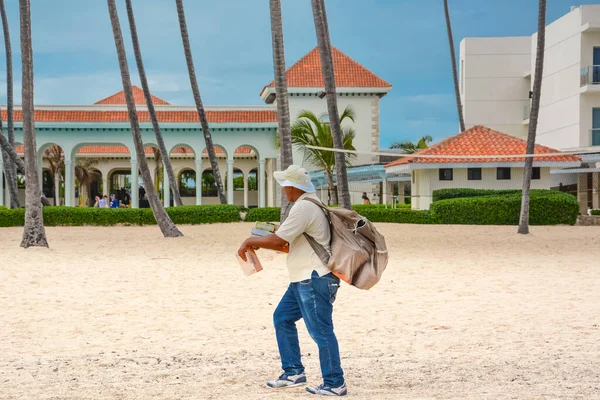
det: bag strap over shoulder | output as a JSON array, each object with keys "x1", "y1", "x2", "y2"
[{"x1": 301, "y1": 197, "x2": 331, "y2": 266}]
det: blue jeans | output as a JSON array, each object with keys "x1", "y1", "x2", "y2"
[{"x1": 273, "y1": 270, "x2": 344, "y2": 387}]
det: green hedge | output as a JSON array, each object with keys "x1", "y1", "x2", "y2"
[
  {"x1": 430, "y1": 190, "x2": 579, "y2": 225},
  {"x1": 244, "y1": 207, "x2": 281, "y2": 222},
  {"x1": 432, "y1": 188, "x2": 521, "y2": 202},
  {"x1": 591, "y1": 209, "x2": 600, "y2": 216},
  {"x1": 0, "y1": 205, "x2": 241, "y2": 227}
]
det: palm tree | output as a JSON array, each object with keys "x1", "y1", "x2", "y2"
[
  {"x1": 444, "y1": 0, "x2": 465, "y2": 132},
  {"x1": 125, "y1": 0, "x2": 182, "y2": 207},
  {"x1": 291, "y1": 106, "x2": 356, "y2": 205},
  {"x1": 106, "y1": 0, "x2": 182, "y2": 238},
  {"x1": 175, "y1": 0, "x2": 226, "y2": 204},
  {"x1": 0, "y1": 0, "x2": 18, "y2": 208},
  {"x1": 19, "y1": 0, "x2": 47, "y2": 247},
  {"x1": 518, "y1": 0, "x2": 546, "y2": 235},
  {"x1": 311, "y1": 0, "x2": 351, "y2": 210},
  {"x1": 151, "y1": 147, "x2": 163, "y2": 198},
  {"x1": 75, "y1": 158, "x2": 101, "y2": 207},
  {"x1": 44, "y1": 145, "x2": 64, "y2": 206},
  {"x1": 389, "y1": 135, "x2": 433, "y2": 154},
  {"x1": 269, "y1": 0, "x2": 294, "y2": 221}
]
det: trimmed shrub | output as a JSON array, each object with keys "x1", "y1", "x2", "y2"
[
  {"x1": 244, "y1": 207, "x2": 281, "y2": 222},
  {"x1": 432, "y1": 188, "x2": 521, "y2": 202},
  {"x1": 591, "y1": 209, "x2": 600, "y2": 216},
  {"x1": 0, "y1": 205, "x2": 241, "y2": 227},
  {"x1": 430, "y1": 190, "x2": 579, "y2": 225}
]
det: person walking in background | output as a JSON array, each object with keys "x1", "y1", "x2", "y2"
[
  {"x1": 362, "y1": 192, "x2": 371, "y2": 205},
  {"x1": 109, "y1": 194, "x2": 119, "y2": 209},
  {"x1": 93, "y1": 196, "x2": 100, "y2": 208},
  {"x1": 99, "y1": 195, "x2": 108, "y2": 208}
]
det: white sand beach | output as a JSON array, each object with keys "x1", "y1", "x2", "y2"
[{"x1": 1, "y1": 223, "x2": 599, "y2": 399}]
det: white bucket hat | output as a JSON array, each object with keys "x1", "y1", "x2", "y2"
[{"x1": 273, "y1": 165, "x2": 316, "y2": 193}]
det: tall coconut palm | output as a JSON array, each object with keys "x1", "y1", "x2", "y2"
[
  {"x1": 269, "y1": 0, "x2": 294, "y2": 220},
  {"x1": 44, "y1": 145, "x2": 64, "y2": 206},
  {"x1": 444, "y1": 0, "x2": 465, "y2": 132},
  {"x1": 19, "y1": 0, "x2": 47, "y2": 247},
  {"x1": 518, "y1": 0, "x2": 546, "y2": 235},
  {"x1": 0, "y1": 0, "x2": 18, "y2": 208},
  {"x1": 389, "y1": 135, "x2": 433, "y2": 154},
  {"x1": 311, "y1": 0, "x2": 351, "y2": 210},
  {"x1": 106, "y1": 0, "x2": 182, "y2": 238},
  {"x1": 125, "y1": 0, "x2": 182, "y2": 207},
  {"x1": 175, "y1": 0, "x2": 226, "y2": 204},
  {"x1": 291, "y1": 106, "x2": 356, "y2": 205}
]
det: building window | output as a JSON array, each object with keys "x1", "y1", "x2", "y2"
[
  {"x1": 439, "y1": 168, "x2": 453, "y2": 181},
  {"x1": 467, "y1": 168, "x2": 482, "y2": 180},
  {"x1": 593, "y1": 108, "x2": 600, "y2": 146},
  {"x1": 532, "y1": 167, "x2": 541, "y2": 180},
  {"x1": 496, "y1": 167, "x2": 511, "y2": 180}
]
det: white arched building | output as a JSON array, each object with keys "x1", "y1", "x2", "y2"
[{"x1": 1, "y1": 46, "x2": 392, "y2": 208}]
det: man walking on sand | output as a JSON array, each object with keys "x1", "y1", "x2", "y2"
[{"x1": 237, "y1": 165, "x2": 346, "y2": 396}]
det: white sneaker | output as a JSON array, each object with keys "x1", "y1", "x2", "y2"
[
  {"x1": 306, "y1": 382, "x2": 347, "y2": 396},
  {"x1": 266, "y1": 373, "x2": 307, "y2": 389}
]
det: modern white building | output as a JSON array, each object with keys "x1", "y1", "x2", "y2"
[{"x1": 460, "y1": 4, "x2": 600, "y2": 212}]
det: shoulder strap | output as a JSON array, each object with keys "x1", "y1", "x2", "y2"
[{"x1": 301, "y1": 197, "x2": 332, "y2": 266}]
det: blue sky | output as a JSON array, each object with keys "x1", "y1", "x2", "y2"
[{"x1": 0, "y1": 0, "x2": 594, "y2": 147}]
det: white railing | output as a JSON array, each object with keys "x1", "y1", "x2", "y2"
[
  {"x1": 523, "y1": 103, "x2": 531, "y2": 121},
  {"x1": 591, "y1": 128, "x2": 600, "y2": 146},
  {"x1": 580, "y1": 65, "x2": 600, "y2": 86}
]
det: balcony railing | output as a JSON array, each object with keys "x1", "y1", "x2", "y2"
[
  {"x1": 580, "y1": 65, "x2": 600, "y2": 86},
  {"x1": 523, "y1": 103, "x2": 531, "y2": 121},
  {"x1": 592, "y1": 128, "x2": 600, "y2": 146}
]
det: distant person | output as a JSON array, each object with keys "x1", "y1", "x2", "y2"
[
  {"x1": 99, "y1": 195, "x2": 108, "y2": 208},
  {"x1": 139, "y1": 186, "x2": 146, "y2": 200},
  {"x1": 109, "y1": 194, "x2": 119, "y2": 209},
  {"x1": 93, "y1": 196, "x2": 100, "y2": 208},
  {"x1": 362, "y1": 192, "x2": 371, "y2": 205}
]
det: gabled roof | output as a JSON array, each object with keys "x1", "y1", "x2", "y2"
[
  {"x1": 19, "y1": 145, "x2": 254, "y2": 156},
  {"x1": 1, "y1": 109, "x2": 277, "y2": 124},
  {"x1": 94, "y1": 85, "x2": 171, "y2": 105},
  {"x1": 385, "y1": 126, "x2": 580, "y2": 168},
  {"x1": 261, "y1": 46, "x2": 391, "y2": 100}
]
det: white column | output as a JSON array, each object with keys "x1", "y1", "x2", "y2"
[
  {"x1": 163, "y1": 167, "x2": 170, "y2": 208},
  {"x1": 258, "y1": 159, "x2": 266, "y2": 208},
  {"x1": 103, "y1": 175, "x2": 109, "y2": 197},
  {"x1": 0, "y1": 151, "x2": 4, "y2": 207},
  {"x1": 593, "y1": 172, "x2": 600, "y2": 210},
  {"x1": 274, "y1": 156, "x2": 282, "y2": 207},
  {"x1": 130, "y1": 159, "x2": 138, "y2": 208},
  {"x1": 266, "y1": 159, "x2": 274, "y2": 207},
  {"x1": 243, "y1": 171, "x2": 249, "y2": 208},
  {"x1": 577, "y1": 173, "x2": 588, "y2": 215},
  {"x1": 195, "y1": 159, "x2": 202, "y2": 205},
  {"x1": 65, "y1": 159, "x2": 73, "y2": 207},
  {"x1": 382, "y1": 177, "x2": 388, "y2": 205},
  {"x1": 227, "y1": 159, "x2": 234, "y2": 205}
]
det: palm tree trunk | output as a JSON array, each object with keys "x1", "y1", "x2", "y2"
[
  {"x1": 125, "y1": 0, "x2": 182, "y2": 207},
  {"x1": 106, "y1": 0, "x2": 182, "y2": 238},
  {"x1": 0, "y1": 0, "x2": 19, "y2": 208},
  {"x1": 311, "y1": 0, "x2": 351, "y2": 210},
  {"x1": 175, "y1": 0, "x2": 226, "y2": 205},
  {"x1": 326, "y1": 170, "x2": 337, "y2": 206},
  {"x1": 444, "y1": 0, "x2": 465, "y2": 132},
  {"x1": 518, "y1": 0, "x2": 546, "y2": 235},
  {"x1": 269, "y1": 0, "x2": 294, "y2": 220},
  {"x1": 19, "y1": 0, "x2": 47, "y2": 248}
]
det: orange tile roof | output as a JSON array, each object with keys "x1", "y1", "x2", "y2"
[
  {"x1": 1, "y1": 109, "x2": 277, "y2": 123},
  {"x1": 94, "y1": 85, "x2": 171, "y2": 105},
  {"x1": 21, "y1": 145, "x2": 253, "y2": 156},
  {"x1": 385, "y1": 126, "x2": 580, "y2": 168},
  {"x1": 265, "y1": 46, "x2": 391, "y2": 89}
]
